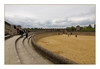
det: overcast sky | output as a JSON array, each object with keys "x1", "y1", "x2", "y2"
[{"x1": 5, "y1": 4, "x2": 95, "y2": 28}]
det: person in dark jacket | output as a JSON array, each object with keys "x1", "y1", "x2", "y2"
[
  {"x1": 20, "y1": 30, "x2": 24, "y2": 38},
  {"x1": 26, "y1": 31, "x2": 28, "y2": 38}
]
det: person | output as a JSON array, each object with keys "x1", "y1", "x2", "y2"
[
  {"x1": 68, "y1": 34, "x2": 69, "y2": 36},
  {"x1": 26, "y1": 31, "x2": 28, "y2": 38},
  {"x1": 75, "y1": 35, "x2": 77, "y2": 38},
  {"x1": 20, "y1": 30, "x2": 24, "y2": 38},
  {"x1": 70, "y1": 32, "x2": 72, "y2": 36}
]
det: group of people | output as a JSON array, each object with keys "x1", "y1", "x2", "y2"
[
  {"x1": 68, "y1": 32, "x2": 77, "y2": 37},
  {"x1": 19, "y1": 29, "x2": 28, "y2": 38},
  {"x1": 13, "y1": 25, "x2": 28, "y2": 38}
]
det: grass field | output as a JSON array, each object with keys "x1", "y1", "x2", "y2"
[{"x1": 36, "y1": 34, "x2": 95, "y2": 64}]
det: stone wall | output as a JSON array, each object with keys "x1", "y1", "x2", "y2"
[
  {"x1": 5, "y1": 21, "x2": 22, "y2": 36},
  {"x1": 33, "y1": 32, "x2": 63, "y2": 42},
  {"x1": 31, "y1": 31, "x2": 95, "y2": 64},
  {"x1": 5, "y1": 21, "x2": 17, "y2": 35},
  {"x1": 31, "y1": 32, "x2": 77, "y2": 64},
  {"x1": 67, "y1": 32, "x2": 95, "y2": 36}
]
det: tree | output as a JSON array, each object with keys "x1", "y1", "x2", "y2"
[
  {"x1": 31, "y1": 28, "x2": 34, "y2": 30},
  {"x1": 71, "y1": 26, "x2": 76, "y2": 31},
  {"x1": 34, "y1": 28, "x2": 38, "y2": 30},
  {"x1": 88, "y1": 24, "x2": 92, "y2": 28},
  {"x1": 80, "y1": 27, "x2": 83, "y2": 30}
]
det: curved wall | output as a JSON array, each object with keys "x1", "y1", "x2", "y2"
[
  {"x1": 31, "y1": 32, "x2": 77, "y2": 64},
  {"x1": 67, "y1": 32, "x2": 95, "y2": 36}
]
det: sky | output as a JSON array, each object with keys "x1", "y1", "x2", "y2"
[{"x1": 5, "y1": 4, "x2": 95, "y2": 28}]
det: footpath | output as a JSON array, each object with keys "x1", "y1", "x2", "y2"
[{"x1": 5, "y1": 35, "x2": 53, "y2": 64}]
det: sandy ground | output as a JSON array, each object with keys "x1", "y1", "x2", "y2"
[{"x1": 36, "y1": 34, "x2": 95, "y2": 64}]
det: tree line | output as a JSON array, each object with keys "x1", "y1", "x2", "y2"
[{"x1": 66, "y1": 24, "x2": 95, "y2": 32}]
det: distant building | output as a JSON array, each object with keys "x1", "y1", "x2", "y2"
[
  {"x1": 16, "y1": 25, "x2": 22, "y2": 30},
  {"x1": 76, "y1": 25, "x2": 80, "y2": 31}
]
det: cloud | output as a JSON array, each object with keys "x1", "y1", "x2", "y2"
[
  {"x1": 55, "y1": 18, "x2": 68, "y2": 23},
  {"x1": 5, "y1": 5, "x2": 95, "y2": 28},
  {"x1": 5, "y1": 16, "x2": 95, "y2": 28},
  {"x1": 77, "y1": 19, "x2": 95, "y2": 26}
]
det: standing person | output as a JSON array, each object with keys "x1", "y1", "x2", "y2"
[
  {"x1": 75, "y1": 35, "x2": 77, "y2": 38},
  {"x1": 26, "y1": 31, "x2": 28, "y2": 38},
  {"x1": 70, "y1": 32, "x2": 72, "y2": 36},
  {"x1": 68, "y1": 34, "x2": 69, "y2": 36},
  {"x1": 20, "y1": 30, "x2": 24, "y2": 38}
]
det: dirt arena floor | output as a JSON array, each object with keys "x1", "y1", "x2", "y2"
[{"x1": 36, "y1": 34, "x2": 95, "y2": 64}]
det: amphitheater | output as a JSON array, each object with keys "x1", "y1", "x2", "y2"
[
  {"x1": 5, "y1": 22, "x2": 95, "y2": 64},
  {"x1": 36, "y1": 33, "x2": 95, "y2": 64}
]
